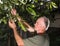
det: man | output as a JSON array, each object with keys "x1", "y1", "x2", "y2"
[{"x1": 8, "y1": 9, "x2": 50, "y2": 46}]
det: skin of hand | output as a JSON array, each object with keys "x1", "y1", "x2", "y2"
[
  {"x1": 8, "y1": 20, "x2": 16, "y2": 30},
  {"x1": 11, "y1": 8, "x2": 22, "y2": 21},
  {"x1": 11, "y1": 8, "x2": 17, "y2": 16},
  {"x1": 26, "y1": 27, "x2": 35, "y2": 32}
]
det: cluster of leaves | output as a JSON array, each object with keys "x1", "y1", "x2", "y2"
[{"x1": 0, "y1": 0, "x2": 58, "y2": 24}]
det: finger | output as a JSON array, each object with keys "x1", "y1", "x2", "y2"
[
  {"x1": 8, "y1": 20, "x2": 12, "y2": 25},
  {"x1": 11, "y1": 9, "x2": 16, "y2": 15},
  {"x1": 8, "y1": 19, "x2": 13, "y2": 25},
  {"x1": 9, "y1": 19, "x2": 14, "y2": 23}
]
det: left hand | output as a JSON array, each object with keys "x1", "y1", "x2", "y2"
[
  {"x1": 11, "y1": 8, "x2": 17, "y2": 16},
  {"x1": 11, "y1": 8, "x2": 22, "y2": 22}
]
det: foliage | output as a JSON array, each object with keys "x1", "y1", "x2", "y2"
[{"x1": 0, "y1": 0, "x2": 58, "y2": 31}]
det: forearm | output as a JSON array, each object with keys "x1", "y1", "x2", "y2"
[{"x1": 13, "y1": 28, "x2": 24, "y2": 46}]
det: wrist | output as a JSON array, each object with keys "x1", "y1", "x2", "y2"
[
  {"x1": 16, "y1": 14, "x2": 21, "y2": 22},
  {"x1": 17, "y1": 17, "x2": 21, "y2": 22},
  {"x1": 12, "y1": 27, "x2": 17, "y2": 31}
]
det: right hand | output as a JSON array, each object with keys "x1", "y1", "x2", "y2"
[{"x1": 8, "y1": 19, "x2": 17, "y2": 30}]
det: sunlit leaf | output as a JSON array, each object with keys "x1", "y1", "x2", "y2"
[
  {"x1": 50, "y1": 4, "x2": 52, "y2": 10},
  {"x1": 51, "y1": 2, "x2": 58, "y2": 8},
  {"x1": 34, "y1": 0, "x2": 38, "y2": 3},
  {"x1": 19, "y1": 0, "x2": 27, "y2": 5},
  {"x1": 18, "y1": 22, "x2": 27, "y2": 32},
  {"x1": 26, "y1": 7, "x2": 37, "y2": 17},
  {"x1": 40, "y1": 2, "x2": 43, "y2": 5}
]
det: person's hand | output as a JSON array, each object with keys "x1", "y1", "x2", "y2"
[
  {"x1": 8, "y1": 19, "x2": 17, "y2": 30},
  {"x1": 11, "y1": 8, "x2": 17, "y2": 16},
  {"x1": 11, "y1": 8, "x2": 22, "y2": 22},
  {"x1": 27, "y1": 27, "x2": 34, "y2": 32}
]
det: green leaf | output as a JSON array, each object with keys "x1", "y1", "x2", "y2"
[
  {"x1": 50, "y1": 4, "x2": 52, "y2": 10},
  {"x1": 34, "y1": 0, "x2": 38, "y2": 3},
  {"x1": 18, "y1": 22, "x2": 27, "y2": 32},
  {"x1": 19, "y1": 0, "x2": 27, "y2": 5},
  {"x1": 51, "y1": 2, "x2": 58, "y2": 8},
  {"x1": 26, "y1": 7, "x2": 37, "y2": 18},
  {"x1": 2, "y1": 17, "x2": 7, "y2": 24},
  {"x1": 40, "y1": 2, "x2": 43, "y2": 5},
  {"x1": 3, "y1": 19, "x2": 7, "y2": 24}
]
